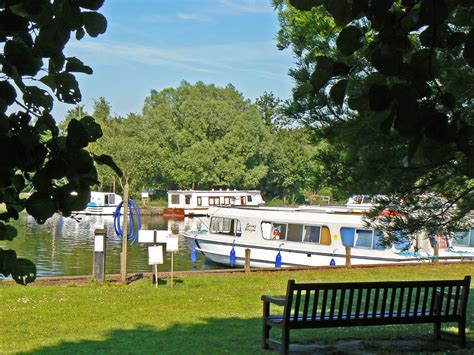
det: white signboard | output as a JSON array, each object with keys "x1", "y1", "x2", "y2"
[
  {"x1": 166, "y1": 236, "x2": 179, "y2": 252},
  {"x1": 138, "y1": 229, "x2": 155, "y2": 243},
  {"x1": 148, "y1": 245, "x2": 163, "y2": 265},
  {"x1": 94, "y1": 234, "x2": 104, "y2": 252},
  {"x1": 141, "y1": 192, "x2": 149, "y2": 199},
  {"x1": 155, "y1": 230, "x2": 168, "y2": 243}
]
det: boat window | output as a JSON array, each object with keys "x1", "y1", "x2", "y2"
[
  {"x1": 171, "y1": 194, "x2": 179, "y2": 204},
  {"x1": 373, "y1": 231, "x2": 385, "y2": 250},
  {"x1": 185, "y1": 195, "x2": 191, "y2": 205},
  {"x1": 452, "y1": 231, "x2": 470, "y2": 247},
  {"x1": 197, "y1": 197, "x2": 202, "y2": 206},
  {"x1": 104, "y1": 194, "x2": 109, "y2": 205},
  {"x1": 341, "y1": 227, "x2": 385, "y2": 249},
  {"x1": 303, "y1": 225, "x2": 321, "y2": 243},
  {"x1": 287, "y1": 224, "x2": 303, "y2": 242},
  {"x1": 320, "y1": 226, "x2": 331, "y2": 245},
  {"x1": 341, "y1": 227, "x2": 355, "y2": 247},
  {"x1": 261, "y1": 222, "x2": 287, "y2": 240},
  {"x1": 355, "y1": 229, "x2": 372, "y2": 248},
  {"x1": 224, "y1": 197, "x2": 231, "y2": 205},
  {"x1": 247, "y1": 195, "x2": 252, "y2": 202},
  {"x1": 394, "y1": 234, "x2": 411, "y2": 250},
  {"x1": 209, "y1": 197, "x2": 220, "y2": 206},
  {"x1": 430, "y1": 235, "x2": 449, "y2": 249},
  {"x1": 210, "y1": 217, "x2": 241, "y2": 237}
]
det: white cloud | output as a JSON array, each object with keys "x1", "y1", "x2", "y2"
[{"x1": 68, "y1": 39, "x2": 291, "y2": 81}]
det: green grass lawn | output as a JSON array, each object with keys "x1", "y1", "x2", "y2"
[{"x1": 1, "y1": 263, "x2": 473, "y2": 354}]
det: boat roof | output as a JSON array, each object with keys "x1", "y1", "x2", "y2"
[{"x1": 208, "y1": 206, "x2": 368, "y2": 226}]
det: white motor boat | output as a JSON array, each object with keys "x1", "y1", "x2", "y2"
[{"x1": 184, "y1": 206, "x2": 473, "y2": 268}]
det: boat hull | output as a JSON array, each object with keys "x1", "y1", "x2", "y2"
[{"x1": 184, "y1": 234, "x2": 422, "y2": 268}]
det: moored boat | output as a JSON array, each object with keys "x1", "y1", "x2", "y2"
[
  {"x1": 165, "y1": 189, "x2": 265, "y2": 218},
  {"x1": 72, "y1": 191, "x2": 123, "y2": 216},
  {"x1": 184, "y1": 206, "x2": 473, "y2": 268}
]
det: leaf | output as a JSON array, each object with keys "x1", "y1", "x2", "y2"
[
  {"x1": 336, "y1": 26, "x2": 364, "y2": 56},
  {"x1": 78, "y1": 0, "x2": 105, "y2": 10},
  {"x1": 310, "y1": 56, "x2": 334, "y2": 91},
  {"x1": 439, "y1": 93, "x2": 455, "y2": 108},
  {"x1": 420, "y1": 0, "x2": 448, "y2": 26},
  {"x1": 289, "y1": 0, "x2": 324, "y2": 11},
  {"x1": 67, "y1": 119, "x2": 89, "y2": 149},
  {"x1": 93, "y1": 154, "x2": 124, "y2": 178},
  {"x1": 76, "y1": 27, "x2": 85, "y2": 40},
  {"x1": 55, "y1": 72, "x2": 82, "y2": 104},
  {"x1": 332, "y1": 61, "x2": 351, "y2": 76},
  {"x1": 80, "y1": 116, "x2": 102, "y2": 142},
  {"x1": 0, "y1": 249, "x2": 17, "y2": 276},
  {"x1": 65, "y1": 57, "x2": 93, "y2": 74},
  {"x1": 0, "y1": 222, "x2": 18, "y2": 241},
  {"x1": 463, "y1": 30, "x2": 474, "y2": 68},
  {"x1": 410, "y1": 49, "x2": 438, "y2": 80},
  {"x1": 329, "y1": 79, "x2": 348, "y2": 108},
  {"x1": 82, "y1": 12, "x2": 107, "y2": 37},
  {"x1": 325, "y1": 0, "x2": 352, "y2": 26},
  {"x1": 0, "y1": 80, "x2": 17, "y2": 112},
  {"x1": 11, "y1": 258, "x2": 36, "y2": 285},
  {"x1": 368, "y1": 84, "x2": 392, "y2": 111},
  {"x1": 23, "y1": 86, "x2": 53, "y2": 113},
  {"x1": 371, "y1": 45, "x2": 402, "y2": 76},
  {"x1": 25, "y1": 192, "x2": 56, "y2": 224}
]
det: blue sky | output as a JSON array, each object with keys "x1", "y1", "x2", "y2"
[{"x1": 53, "y1": 0, "x2": 295, "y2": 119}]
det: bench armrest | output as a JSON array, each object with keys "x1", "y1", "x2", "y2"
[{"x1": 261, "y1": 295, "x2": 286, "y2": 306}]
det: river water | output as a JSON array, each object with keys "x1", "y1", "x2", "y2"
[{"x1": 0, "y1": 213, "x2": 218, "y2": 277}]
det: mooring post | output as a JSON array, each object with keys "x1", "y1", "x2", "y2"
[
  {"x1": 121, "y1": 182, "x2": 130, "y2": 284},
  {"x1": 93, "y1": 228, "x2": 107, "y2": 283},
  {"x1": 345, "y1": 246, "x2": 351, "y2": 267},
  {"x1": 245, "y1": 248, "x2": 251, "y2": 273}
]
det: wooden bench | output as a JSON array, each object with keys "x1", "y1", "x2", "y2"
[{"x1": 262, "y1": 276, "x2": 471, "y2": 354}]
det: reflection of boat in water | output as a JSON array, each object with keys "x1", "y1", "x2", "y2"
[
  {"x1": 184, "y1": 206, "x2": 473, "y2": 268},
  {"x1": 73, "y1": 192, "x2": 123, "y2": 216}
]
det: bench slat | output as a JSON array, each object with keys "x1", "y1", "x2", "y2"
[
  {"x1": 355, "y1": 288, "x2": 363, "y2": 320},
  {"x1": 329, "y1": 289, "x2": 337, "y2": 320},
  {"x1": 311, "y1": 289, "x2": 319, "y2": 321},
  {"x1": 364, "y1": 287, "x2": 371, "y2": 319},
  {"x1": 294, "y1": 289, "x2": 301, "y2": 322},
  {"x1": 303, "y1": 289, "x2": 310, "y2": 321},
  {"x1": 321, "y1": 289, "x2": 328, "y2": 320},
  {"x1": 338, "y1": 289, "x2": 346, "y2": 320},
  {"x1": 405, "y1": 287, "x2": 413, "y2": 317},
  {"x1": 397, "y1": 287, "x2": 405, "y2": 318}
]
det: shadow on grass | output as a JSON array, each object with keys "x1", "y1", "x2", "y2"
[{"x1": 29, "y1": 316, "x2": 471, "y2": 354}]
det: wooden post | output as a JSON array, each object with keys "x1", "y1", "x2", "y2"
[
  {"x1": 171, "y1": 252, "x2": 174, "y2": 287},
  {"x1": 120, "y1": 182, "x2": 129, "y2": 284},
  {"x1": 433, "y1": 245, "x2": 439, "y2": 264},
  {"x1": 93, "y1": 228, "x2": 107, "y2": 283},
  {"x1": 245, "y1": 248, "x2": 251, "y2": 273},
  {"x1": 154, "y1": 264, "x2": 158, "y2": 288},
  {"x1": 345, "y1": 246, "x2": 351, "y2": 267}
]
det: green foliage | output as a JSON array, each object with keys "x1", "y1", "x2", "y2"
[
  {"x1": 0, "y1": 1, "x2": 111, "y2": 284},
  {"x1": 274, "y1": 0, "x2": 474, "y2": 238}
]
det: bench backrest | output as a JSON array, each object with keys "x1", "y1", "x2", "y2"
[{"x1": 283, "y1": 276, "x2": 471, "y2": 326}]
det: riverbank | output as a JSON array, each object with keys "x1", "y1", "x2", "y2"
[{"x1": 1, "y1": 263, "x2": 473, "y2": 353}]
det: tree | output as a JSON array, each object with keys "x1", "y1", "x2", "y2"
[
  {"x1": 0, "y1": 1, "x2": 120, "y2": 285},
  {"x1": 141, "y1": 81, "x2": 273, "y2": 190},
  {"x1": 274, "y1": 0, "x2": 473, "y2": 240}
]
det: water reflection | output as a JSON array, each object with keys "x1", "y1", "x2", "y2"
[{"x1": 1, "y1": 213, "x2": 216, "y2": 277}]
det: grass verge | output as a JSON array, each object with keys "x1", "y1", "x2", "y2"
[{"x1": 0, "y1": 263, "x2": 473, "y2": 353}]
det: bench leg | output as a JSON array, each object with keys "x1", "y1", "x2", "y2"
[
  {"x1": 434, "y1": 321, "x2": 441, "y2": 340},
  {"x1": 262, "y1": 322, "x2": 271, "y2": 350},
  {"x1": 281, "y1": 328, "x2": 289, "y2": 355},
  {"x1": 262, "y1": 301, "x2": 271, "y2": 350},
  {"x1": 459, "y1": 320, "x2": 466, "y2": 346}
]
